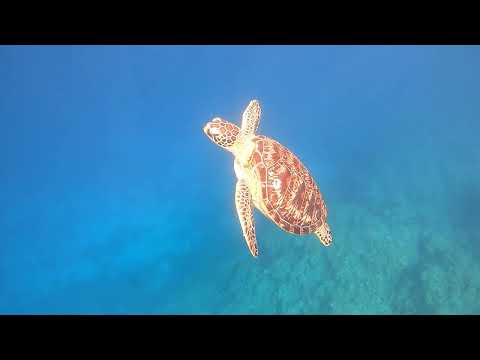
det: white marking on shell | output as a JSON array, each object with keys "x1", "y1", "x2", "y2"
[{"x1": 272, "y1": 178, "x2": 281, "y2": 190}]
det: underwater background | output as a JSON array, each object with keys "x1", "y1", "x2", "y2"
[{"x1": 1, "y1": 45, "x2": 479, "y2": 314}]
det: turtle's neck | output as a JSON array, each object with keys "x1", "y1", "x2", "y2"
[{"x1": 231, "y1": 134, "x2": 256, "y2": 166}]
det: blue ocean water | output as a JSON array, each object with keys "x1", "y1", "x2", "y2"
[{"x1": 1, "y1": 45, "x2": 479, "y2": 314}]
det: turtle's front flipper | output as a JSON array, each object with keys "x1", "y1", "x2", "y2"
[
  {"x1": 241, "y1": 99, "x2": 261, "y2": 136},
  {"x1": 235, "y1": 179, "x2": 258, "y2": 257}
]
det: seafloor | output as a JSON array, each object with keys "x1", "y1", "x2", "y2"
[{"x1": 160, "y1": 152, "x2": 480, "y2": 314}]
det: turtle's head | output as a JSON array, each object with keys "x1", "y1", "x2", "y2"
[{"x1": 203, "y1": 118, "x2": 240, "y2": 152}]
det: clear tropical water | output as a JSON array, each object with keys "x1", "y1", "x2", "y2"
[{"x1": 1, "y1": 45, "x2": 479, "y2": 314}]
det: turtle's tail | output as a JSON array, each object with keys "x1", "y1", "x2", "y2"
[{"x1": 315, "y1": 222, "x2": 332, "y2": 247}]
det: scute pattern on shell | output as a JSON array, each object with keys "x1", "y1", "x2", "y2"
[{"x1": 251, "y1": 136, "x2": 327, "y2": 235}]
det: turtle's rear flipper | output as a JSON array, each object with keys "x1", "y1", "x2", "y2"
[
  {"x1": 235, "y1": 179, "x2": 259, "y2": 257},
  {"x1": 315, "y1": 222, "x2": 332, "y2": 247}
]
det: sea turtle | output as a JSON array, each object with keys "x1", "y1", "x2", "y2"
[{"x1": 203, "y1": 99, "x2": 332, "y2": 257}]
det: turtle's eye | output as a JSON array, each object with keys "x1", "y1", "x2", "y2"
[
  {"x1": 203, "y1": 122, "x2": 224, "y2": 138},
  {"x1": 209, "y1": 127, "x2": 221, "y2": 135}
]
